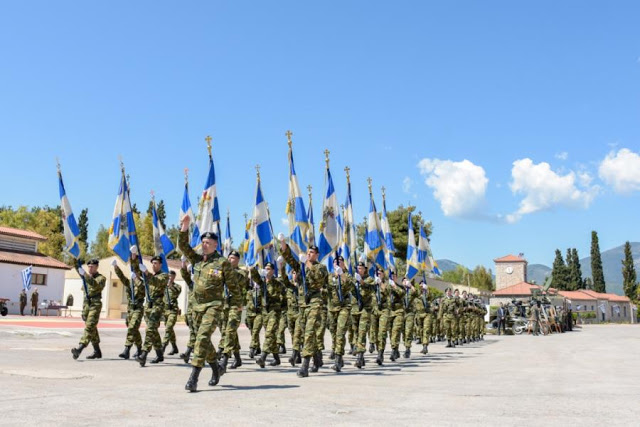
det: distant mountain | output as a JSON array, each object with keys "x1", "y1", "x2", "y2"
[
  {"x1": 580, "y1": 242, "x2": 640, "y2": 296},
  {"x1": 527, "y1": 264, "x2": 552, "y2": 285},
  {"x1": 436, "y1": 259, "x2": 463, "y2": 273}
]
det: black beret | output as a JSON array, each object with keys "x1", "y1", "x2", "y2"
[
  {"x1": 169, "y1": 270, "x2": 176, "y2": 276},
  {"x1": 87, "y1": 259, "x2": 99, "y2": 266},
  {"x1": 151, "y1": 255, "x2": 163, "y2": 263},
  {"x1": 265, "y1": 262, "x2": 275, "y2": 269},
  {"x1": 229, "y1": 250, "x2": 240, "y2": 258},
  {"x1": 308, "y1": 245, "x2": 319, "y2": 253},
  {"x1": 357, "y1": 262, "x2": 366, "y2": 268},
  {"x1": 201, "y1": 231, "x2": 218, "y2": 241}
]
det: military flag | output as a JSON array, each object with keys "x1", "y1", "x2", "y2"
[
  {"x1": 151, "y1": 195, "x2": 174, "y2": 273},
  {"x1": 317, "y1": 150, "x2": 341, "y2": 271},
  {"x1": 57, "y1": 162, "x2": 81, "y2": 259},
  {"x1": 380, "y1": 187, "x2": 396, "y2": 273},
  {"x1": 285, "y1": 131, "x2": 308, "y2": 260},
  {"x1": 364, "y1": 178, "x2": 386, "y2": 270},
  {"x1": 405, "y1": 212, "x2": 420, "y2": 280},
  {"x1": 192, "y1": 136, "x2": 221, "y2": 250}
]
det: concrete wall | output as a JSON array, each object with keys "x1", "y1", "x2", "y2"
[
  {"x1": 0, "y1": 263, "x2": 67, "y2": 315},
  {"x1": 495, "y1": 261, "x2": 527, "y2": 291}
]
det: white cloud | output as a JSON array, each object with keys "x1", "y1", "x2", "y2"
[
  {"x1": 402, "y1": 176, "x2": 413, "y2": 193},
  {"x1": 598, "y1": 148, "x2": 640, "y2": 194},
  {"x1": 506, "y1": 158, "x2": 599, "y2": 223},
  {"x1": 555, "y1": 151, "x2": 569, "y2": 161},
  {"x1": 417, "y1": 158, "x2": 489, "y2": 218},
  {"x1": 280, "y1": 217, "x2": 289, "y2": 226}
]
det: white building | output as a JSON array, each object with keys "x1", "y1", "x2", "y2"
[{"x1": 0, "y1": 226, "x2": 70, "y2": 315}]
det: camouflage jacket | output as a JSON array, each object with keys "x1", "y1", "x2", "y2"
[
  {"x1": 328, "y1": 272, "x2": 354, "y2": 309},
  {"x1": 227, "y1": 266, "x2": 248, "y2": 308},
  {"x1": 281, "y1": 244, "x2": 328, "y2": 303},
  {"x1": 389, "y1": 282, "x2": 407, "y2": 311},
  {"x1": 164, "y1": 282, "x2": 182, "y2": 312},
  {"x1": 441, "y1": 295, "x2": 457, "y2": 316},
  {"x1": 132, "y1": 258, "x2": 167, "y2": 307},
  {"x1": 178, "y1": 230, "x2": 237, "y2": 311},
  {"x1": 279, "y1": 264, "x2": 300, "y2": 312},
  {"x1": 114, "y1": 265, "x2": 145, "y2": 308},
  {"x1": 353, "y1": 274, "x2": 376, "y2": 311},
  {"x1": 81, "y1": 273, "x2": 106, "y2": 305},
  {"x1": 250, "y1": 268, "x2": 284, "y2": 312}
]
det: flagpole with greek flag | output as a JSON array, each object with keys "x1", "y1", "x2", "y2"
[
  {"x1": 246, "y1": 165, "x2": 273, "y2": 268},
  {"x1": 151, "y1": 191, "x2": 175, "y2": 273},
  {"x1": 406, "y1": 212, "x2": 420, "y2": 280},
  {"x1": 364, "y1": 177, "x2": 386, "y2": 272},
  {"x1": 21, "y1": 266, "x2": 32, "y2": 292},
  {"x1": 417, "y1": 219, "x2": 431, "y2": 286},
  {"x1": 179, "y1": 168, "x2": 196, "y2": 249},
  {"x1": 285, "y1": 130, "x2": 308, "y2": 260},
  {"x1": 341, "y1": 166, "x2": 357, "y2": 274},
  {"x1": 57, "y1": 160, "x2": 88, "y2": 299},
  {"x1": 223, "y1": 208, "x2": 232, "y2": 257},
  {"x1": 317, "y1": 149, "x2": 341, "y2": 272},
  {"x1": 380, "y1": 186, "x2": 396, "y2": 274},
  {"x1": 307, "y1": 185, "x2": 315, "y2": 247},
  {"x1": 192, "y1": 135, "x2": 221, "y2": 252}
]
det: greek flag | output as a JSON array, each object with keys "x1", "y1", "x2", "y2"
[
  {"x1": 179, "y1": 179, "x2": 197, "y2": 248},
  {"x1": 246, "y1": 175, "x2": 273, "y2": 267},
  {"x1": 21, "y1": 266, "x2": 32, "y2": 291},
  {"x1": 417, "y1": 223, "x2": 431, "y2": 274},
  {"x1": 108, "y1": 171, "x2": 138, "y2": 262},
  {"x1": 364, "y1": 187, "x2": 386, "y2": 270},
  {"x1": 405, "y1": 212, "x2": 420, "y2": 280},
  {"x1": 340, "y1": 174, "x2": 357, "y2": 274},
  {"x1": 318, "y1": 164, "x2": 341, "y2": 271},
  {"x1": 307, "y1": 192, "x2": 316, "y2": 246},
  {"x1": 57, "y1": 167, "x2": 81, "y2": 259},
  {"x1": 192, "y1": 154, "x2": 221, "y2": 250},
  {"x1": 152, "y1": 198, "x2": 175, "y2": 273},
  {"x1": 223, "y1": 210, "x2": 232, "y2": 257},
  {"x1": 425, "y1": 236, "x2": 441, "y2": 276},
  {"x1": 286, "y1": 144, "x2": 308, "y2": 259},
  {"x1": 380, "y1": 194, "x2": 396, "y2": 273}
]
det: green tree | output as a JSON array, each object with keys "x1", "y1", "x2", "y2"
[
  {"x1": 551, "y1": 249, "x2": 570, "y2": 290},
  {"x1": 442, "y1": 265, "x2": 468, "y2": 284},
  {"x1": 78, "y1": 208, "x2": 89, "y2": 246},
  {"x1": 138, "y1": 211, "x2": 153, "y2": 256},
  {"x1": 89, "y1": 225, "x2": 111, "y2": 259},
  {"x1": 622, "y1": 241, "x2": 637, "y2": 300},
  {"x1": 584, "y1": 277, "x2": 593, "y2": 290},
  {"x1": 470, "y1": 265, "x2": 494, "y2": 291},
  {"x1": 569, "y1": 248, "x2": 584, "y2": 290},
  {"x1": 0, "y1": 205, "x2": 66, "y2": 261},
  {"x1": 590, "y1": 231, "x2": 606, "y2": 293},
  {"x1": 157, "y1": 200, "x2": 167, "y2": 229}
]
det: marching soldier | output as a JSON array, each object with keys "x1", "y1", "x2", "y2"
[
  {"x1": 352, "y1": 262, "x2": 376, "y2": 369},
  {"x1": 71, "y1": 259, "x2": 106, "y2": 360},
  {"x1": 248, "y1": 275, "x2": 264, "y2": 359},
  {"x1": 179, "y1": 216, "x2": 238, "y2": 392},
  {"x1": 441, "y1": 288, "x2": 457, "y2": 348},
  {"x1": 279, "y1": 234, "x2": 328, "y2": 377},
  {"x1": 19, "y1": 289, "x2": 27, "y2": 316},
  {"x1": 132, "y1": 252, "x2": 168, "y2": 367},
  {"x1": 401, "y1": 277, "x2": 419, "y2": 358},
  {"x1": 179, "y1": 259, "x2": 196, "y2": 363},
  {"x1": 250, "y1": 262, "x2": 284, "y2": 368},
  {"x1": 281, "y1": 265, "x2": 304, "y2": 366},
  {"x1": 374, "y1": 269, "x2": 392, "y2": 365},
  {"x1": 219, "y1": 250, "x2": 248, "y2": 372},
  {"x1": 417, "y1": 281, "x2": 434, "y2": 354},
  {"x1": 280, "y1": 263, "x2": 300, "y2": 364},
  {"x1": 112, "y1": 258, "x2": 145, "y2": 360},
  {"x1": 388, "y1": 272, "x2": 406, "y2": 362},
  {"x1": 327, "y1": 256, "x2": 354, "y2": 372},
  {"x1": 163, "y1": 271, "x2": 182, "y2": 356}
]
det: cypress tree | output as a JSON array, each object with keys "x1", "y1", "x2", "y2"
[
  {"x1": 571, "y1": 248, "x2": 584, "y2": 290},
  {"x1": 622, "y1": 241, "x2": 637, "y2": 300},
  {"x1": 551, "y1": 249, "x2": 569, "y2": 290},
  {"x1": 590, "y1": 231, "x2": 606, "y2": 293}
]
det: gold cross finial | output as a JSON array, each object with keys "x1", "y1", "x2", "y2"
[
  {"x1": 367, "y1": 177, "x2": 373, "y2": 194},
  {"x1": 255, "y1": 164, "x2": 261, "y2": 181},
  {"x1": 381, "y1": 186, "x2": 386, "y2": 200},
  {"x1": 184, "y1": 167, "x2": 189, "y2": 183},
  {"x1": 344, "y1": 166, "x2": 351, "y2": 183},
  {"x1": 56, "y1": 157, "x2": 61, "y2": 173},
  {"x1": 227, "y1": 207, "x2": 230, "y2": 218},
  {"x1": 307, "y1": 185, "x2": 312, "y2": 198},
  {"x1": 324, "y1": 149, "x2": 330, "y2": 168},
  {"x1": 205, "y1": 135, "x2": 212, "y2": 157},
  {"x1": 150, "y1": 189, "x2": 155, "y2": 201},
  {"x1": 286, "y1": 130, "x2": 293, "y2": 149},
  {"x1": 243, "y1": 212, "x2": 248, "y2": 222},
  {"x1": 118, "y1": 155, "x2": 125, "y2": 173}
]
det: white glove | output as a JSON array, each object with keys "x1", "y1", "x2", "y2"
[
  {"x1": 358, "y1": 254, "x2": 366, "y2": 263},
  {"x1": 278, "y1": 233, "x2": 286, "y2": 242},
  {"x1": 299, "y1": 253, "x2": 307, "y2": 263},
  {"x1": 277, "y1": 256, "x2": 284, "y2": 267},
  {"x1": 181, "y1": 255, "x2": 187, "y2": 262},
  {"x1": 139, "y1": 263, "x2": 147, "y2": 273},
  {"x1": 335, "y1": 266, "x2": 343, "y2": 275},
  {"x1": 375, "y1": 276, "x2": 381, "y2": 285},
  {"x1": 421, "y1": 283, "x2": 428, "y2": 290},
  {"x1": 354, "y1": 273, "x2": 362, "y2": 282},
  {"x1": 259, "y1": 269, "x2": 267, "y2": 278},
  {"x1": 130, "y1": 246, "x2": 138, "y2": 255},
  {"x1": 111, "y1": 260, "x2": 117, "y2": 267},
  {"x1": 187, "y1": 263, "x2": 193, "y2": 271},
  {"x1": 253, "y1": 283, "x2": 260, "y2": 290},
  {"x1": 77, "y1": 267, "x2": 85, "y2": 276},
  {"x1": 131, "y1": 272, "x2": 138, "y2": 280}
]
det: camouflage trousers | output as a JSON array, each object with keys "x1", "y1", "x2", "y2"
[
  {"x1": 390, "y1": 309, "x2": 405, "y2": 350},
  {"x1": 222, "y1": 305, "x2": 242, "y2": 354},
  {"x1": 250, "y1": 312, "x2": 264, "y2": 349},
  {"x1": 185, "y1": 301, "x2": 196, "y2": 348},
  {"x1": 287, "y1": 309, "x2": 299, "y2": 349},
  {"x1": 262, "y1": 310, "x2": 281, "y2": 354},
  {"x1": 414, "y1": 311, "x2": 425, "y2": 341},
  {"x1": 422, "y1": 313, "x2": 435, "y2": 344},
  {"x1": 163, "y1": 309, "x2": 178, "y2": 345},
  {"x1": 191, "y1": 304, "x2": 223, "y2": 368},
  {"x1": 453, "y1": 316, "x2": 460, "y2": 340},
  {"x1": 369, "y1": 309, "x2": 380, "y2": 349},
  {"x1": 219, "y1": 306, "x2": 229, "y2": 349},
  {"x1": 142, "y1": 303, "x2": 164, "y2": 352},
  {"x1": 294, "y1": 307, "x2": 309, "y2": 351},
  {"x1": 124, "y1": 307, "x2": 143, "y2": 347},
  {"x1": 79, "y1": 301, "x2": 102, "y2": 345},
  {"x1": 458, "y1": 316, "x2": 466, "y2": 340},
  {"x1": 353, "y1": 309, "x2": 371, "y2": 353},
  {"x1": 403, "y1": 311, "x2": 415, "y2": 348},
  {"x1": 277, "y1": 311, "x2": 287, "y2": 347},
  {"x1": 443, "y1": 314, "x2": 455, "y2": 340},
  {"x1": 315, "y1": 307, "x2": 327, "y2": 351},
  {"x1": 301, "y1": 300, "x2": 323, "y2": 358},
  {"x1": 328, "y1": 306, "x2": 351, "y2": 355},
  {"x1": 376, "y1": 309, "x2": 391, "y2": 350}
]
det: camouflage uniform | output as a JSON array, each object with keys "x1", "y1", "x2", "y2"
[
  {"x1": 327, "y1": 271, "x2": 354, "y2": 358},
  {"x1": 375, "y1": 282, "x2": 391, "y2": 355},
  {"x1": 250, "y1": 268, "x2": 284, "y2": 359},
  {"x1": 388, "y1": 281, "x2": 406, "y2": 356},
  {"x1": 132, "y1": 258, "x2": 167, "y2": 355},
  {"x1": 223, "y1": 266, "x2": 248, "y2": 355},
  {"x1": 114, "y1": 265, "x2": 145, "y2": 350},
  {"x1": 401, "y1": 283, "x2": 419, "y2": 354},
  {"x1": 78, "y1": 273, "x2": 106, "y2": 346},
  {"x1": 180, "y1": 266, "x2": 196, "y2": 359},
  {"x1": 163, "y1": 280, "x2": 182, "y2": 348},
  {"x1": 281, "y1": 264, "x2": 299, "y2": 353},
  {"x1": 441, "y1": 294, "x2": 457, "y2": 346},
  {"x1": 280, "y1": 266, "x2": 304, "y2": 365},
  {"x1": 353, "y1": 273, "x2": 376, "y2": 366},
  {"x1": 30, "y1": 289, "x2": 39, "y2": 316},
  {"x1": 19, "y1": 290, "x2": 27, "y2": 316},
  {"x1": 277, "y1": 291, "x2": 288, "y2": 352}
]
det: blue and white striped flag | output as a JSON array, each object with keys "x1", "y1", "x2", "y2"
[
  {"x1": 318, "y1": 161, "x2": 341, "y2": 271},
  {"x1": 108, "y1": 171, "x2": 138, "y2": 262},
  {"x1": 57, "y1": 166, "x2": 81, "y2": 259},
  {"x1": 364, "y1": 183, "x2": 386, "y2": 270},
  {"x1": 286, "y1": 141, "x2": 308, "y2": 259},
  {"x1": 418, "y1": 223, "x2": 432, "y2": 275},
  {"x1": 340, "y1": 170, "x2": 357, "y2": 274},
  {"x1": 223, "y1": 210, "x2": 232, "y2": 257},
  {"x1": 152, "y1": 198, "x2": 175, "y2": 273},
  {"x1": 21, "y1": 266, "x2": 32, "y2": 291},
  {"x1": 380, "y1": 191, "x2": 396, "y2": 273},
  {"x1": 192, "y1": 149, "x2": 221, "y2": 250},
  {"x1": 307, "y1": 190, "x2": 316, "y2": 246},
  {"x1": 406, "y1": 212, "x2": 420, "y2": 280},
  {"x1": 246, "y1": 173, "x2": 274, "y2": 267},
  {"x1": 424, "y1": 232, "x2": 441, "y2": 276},
  {"x1": 179, "y1": 177, "x2": 197, "y2": 248}
]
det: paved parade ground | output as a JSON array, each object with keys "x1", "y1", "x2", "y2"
[{"x1": 0, "y1": 317, "x2": 638, "y2": 426}]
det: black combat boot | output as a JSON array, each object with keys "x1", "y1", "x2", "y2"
[
  {"x1": 349, "y1": 344, "x2": 355, "y2": 355},
  {"x1": 118, "y1": 346, "x2": 131, "y2": 360},
  {"x1": 310, "y1": 352, "x2": 321, "y2": 373},
  {"x1": 446, "y1": 340, "x2": 452, "y2": 348},
  {"x1": 329, "y1": 350, "x2": 336, "y2": 360},
  {"x1": 256, "y1": 352, "x2": 267, "y2": 368},
  {"x1": 248, "y1": 347, "x2": 256, "y2": 359},
  {"x1": 137, "y1": 351, "x2": 148, "y2": 367},
  {"x1": 169, "y1": 342, "x2": 179, "y2": 355},
  {"x1": 390, "y1": 348, "x2": 397, "y2": 362},
  {"x1": 162, "y1": 341, "x2": 168, "y2": 355},
  {"x1": 368, "y1": 342, "x2": 375, "y2": 354},
  {"x1": 416, "y1": 337, "x2": 422, "y2": 344},
  {"x1": 185, "y1": 366, "x2": 202, "y2": 392},
  {"x1": 404, "y1": 348, "x2": 411, "y2": 358},
  {"x1": 376, "y1": 350, "x2": 384, "y2": 365},
  {"x1": 208, "y1": 362, "x2": 221, "y2": 386},
  {"x1": 354, "y1": 352, "x2": 364, "y2": 369},
  {"x1": 219, "y1": 353, "x2": 229, "y2": 374},
  {"x1": 132, "y1": 345, "x2": 141, "y2": 359},
  {"x1": 289, "y1": 349, "x2": 298, "y2": 367},
  {"x1": 230, "y1": 351, "x2": 242, "y2": 369},
  {"x1": 279, "y1": 344, "x2": 286, "y2": 354},
  {"x1": 150, "y1": 349, "x2": 164, "y2": 364},
  {"x1": 421, "y1": 344, "x2": 428, "y2": 354},
  {"x1": 297, "y1": 356, "x2": 311, "y2": 377},
  {"x1": 86, "y1": 343, "x2": 102, "y2": 359},
  {"x1": 331, "y1": 354, "x2": 343, "y2": 372},
  {"x1": 71, "y1": 343, "x2": 87, "y2": 360},
  {"x1": 269, "y1": 353, "x2": 281, "y2": 366},
  {"x1": 316, "y1": 350, "x2": 323, "y2": 368},
  {"x1": 180, "y1": 346, "x2": 192, "y2": 364},
  {"x1": 255, "y1": 347, "x2": 261, "y2": 356},
  {"x1": 217, "y1": 347, "x2": 224, "y2": 360},
  {"x1": 296, "y1": 351, "x2": 302, "y2": 364}
]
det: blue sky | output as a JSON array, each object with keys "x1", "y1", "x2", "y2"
[{"x1": 1, "y1": 1, "x2": 640, "y2": 272}]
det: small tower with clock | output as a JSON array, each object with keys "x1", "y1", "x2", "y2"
[{"x1": 494, "y1": 254, "x2": 528, "y2": 291}]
